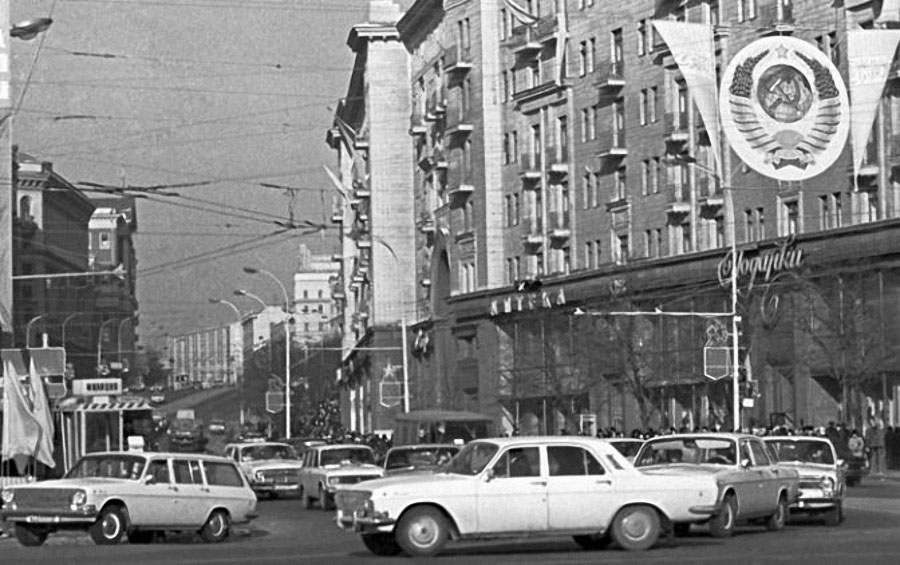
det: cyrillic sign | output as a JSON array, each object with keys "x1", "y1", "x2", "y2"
[
  {"x1": 72, "y1": 378, "x2": 122, "y2": 397},
  {"x1": 717, "y1": 237, "x2": 803, "y2": 290}
]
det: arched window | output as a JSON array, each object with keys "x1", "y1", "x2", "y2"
[{"x1": 19, "y1": 195, "x2": 32, "y2": 219}]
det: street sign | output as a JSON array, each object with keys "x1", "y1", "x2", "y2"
[
  {"x1": 265, "y1": 391, "x2": 285, "y2": 414},
  {"x1": 703, "y1": 346, "x2": 731, "y2": 380},
  {"x1": 379, "y1": 381, "x2": 403, "y2": 408}
]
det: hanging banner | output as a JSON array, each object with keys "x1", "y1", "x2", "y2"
[
  {"x1": 652, "y1": 21, "x2": 722, "y2": 173},
  {"x1": 504, "y1": 0, "x2": 539, "y2": 26},
  {"x1": 876, "y1": 0, "x2": 900, "y2": 26},
  {"x1": 720, "y1": 36, "x2": 849, "y2": 181},
  {"x1": 554, "y1": 3, "x2": 568, "y2": 85},
  {"x1": 847, "y1": 29, "x2": 900, "y2": 181}
]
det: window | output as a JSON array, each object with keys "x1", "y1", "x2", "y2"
[
  {"x1": 757, "y1": 207, "x2": 766, "y2": 239},
  {"x1": 611, "y1": 28, "x2": 624, "y2": 74},
  {"x1": 649, "y1": 86, "x2": 658, "y2": 123},
  {"x1": 318, "y1": 290, "x2": 323, "y2": 299},
  {"x1": 590, "y1": 172, "x2": 600, "y2": 207},
  {"x1": 781, "y1": 199, "x2": 799, "y2": 235},
  {"x1": 738, "y1": 0, "x2": 756, "y2": 22},
  {"x1": 715, "y1": 216, "x2": 725, "y2": 247},
  {"x1": 613, "y1": 98, "x2": 626, "y2": 146},
  {"x1": 500, "y1": 8, "x2": 508, "y2": 39},
  {"x1": 651, "y1": 157, "x2": 660, "y2": 194},
  {"x1": 682, "y1": 222, "x2": 692, "y2": 253},
  {"x1": 615, "y1": 234, "x2": 629, "y2": 264},
  {"x1": 547, "y1": 446, "x2": 605, "y2": 476},
  {"x1": 502, "y1": 71, "x2": 510, "y2": 102},
  {"x1": 513, "y1": 193, "x2": 520, "y2": 225},
  {"x1": 588, "y1": 38, "x2": 596, "y2": 73},
  {"x1": 584, "y1": 242, "x2": 592, "y2": 267},
  {"x1": 639, "y1": 89, "x2": 647, "y2": 125},
  {"x1": 204, "y1": 462, "x2": 244, "y2": 487},
  {"x1": 492, "y1": 447, "x2": 540, "y2": 478},
  {"x1": 588, "y1": 106, "x2": 596, "y2": 140},
  {"x1": 832, "y1": 193, "x2": 842, "y2": 227},
  {"x1": 819, "y1": 195, "x2": 830, "y2": 230},
  {"x1": 511, "y1": 130, "x2": 519, "y2": 162},
  {"x1": 644, "y1": 229, "x2": 653, "y2": 258},
  {"x1": 655, "y1": 229, "x2": 663, "y2": 257},
  {"x1": 579, "y1": 41, "x2": 587, "y2": 76},
  {"x1": 595, "y1": 239, "x2": 603, "y2": 266},
  {"x1": 173, "y1": 459, "x2": 203, "y2": 485},
  {"x1": 745, "y1": 208, "x2": 755, "y2": 242},
  {"x1": 581, "y1": 108, "x2": 589, "y2": 142},
  {"x1": 562, "y1": 246, "x2": 571, "y2": 275},
  {"x1": 582, "y1": 173, "x2": 590, "y2": 209},
  {"x1": 637, "y1": 20, "x2": 646, "y2": 56},
  {"x1": 615, "y1": 166, "x2": 627, "y2": 201},
  {"x1": 641, "y1": 160, "x2": 649, "y2": 195},
  {"x1": 18, "y1": 195, "x2": 31, "y2": 219},
  {"x1": 100, "y1": 232, "x2": 111, "y2": 250},
  {"x1": 146, "y1": 460, "x2": 170, "y2": 484}
]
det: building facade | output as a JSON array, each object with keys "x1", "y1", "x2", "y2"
[
  {"x1": 330, "y1": 0, "x2": 900, "y2": 436},
  {"x1": 293, "y1": 243, "x2": 340, "y2": 343}
]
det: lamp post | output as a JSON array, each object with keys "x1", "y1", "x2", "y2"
[
  {"x1": 243, "y1": 267, "x2": 293, "y2": 439},
  {"x1": 210, "y1": 297, "x2": 243, "y2": 419},
  {"x1": 25, "y1": 313, "x2": 46, "y2": 348},
  {"x1": 61, "y1": 312, "x2": 85, "y2": 349},
  {"x1": 96, "y1": 318, "x2": 117, "y2": 375},
  {"x1": 0, "y1": 15, "x2": 53, "y2": 347}
]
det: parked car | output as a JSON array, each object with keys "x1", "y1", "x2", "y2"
[
  {"x1": 763, "y1": 436, "x2": 845, "y2": 526},
  {"x1": 336, "y1": 436, "x2": 722, "y2": 557},
  {"x1": 150, "y1": 392, "x2": 166, "y2": 404},
  {"x1": 634, "y1": 433, "x2": 800, "y2": 537},
  {"x1": 299, "y1": 444, "x2": 384, "y2": 510},
  {"x1": 599, "y1": 438, "x2": 645, "y2": 462},
  {"x1": 0, "y1": 451, "x2": 257, "y2": 547},
  {"x1": 208, "y1": 419, "x2": 227, "y2": 435},
  {"x1": 224, "y1": 441, "x2": 304, "y2": 498},
  {"x1": 382, "y1": 444, "x2": 459, "y2": 476}
]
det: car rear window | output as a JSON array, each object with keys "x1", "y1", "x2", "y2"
[{"x1": 204, "y1": 461, "x2": 245, "y2": 487}]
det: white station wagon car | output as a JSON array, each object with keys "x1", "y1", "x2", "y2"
[
  {"x1": 299, "y1": 444, "x2": 384, "y2": 510},
  {"x1": 0, "y1": 452, "x2": 258, "y2": 547},
  {"x1": 335, "y1": 437, "x2": 721, "y2": 557},
  {"x1": 224, "y1": 441, "x2": 304, "y2": 498}
]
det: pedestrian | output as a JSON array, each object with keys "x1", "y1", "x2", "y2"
[
  {"x1": 865, "y1": 417, "x2": 887, "y2": 479},
  {"x1": 848, "y1": 429, "x2": 865, "y2": 458}
]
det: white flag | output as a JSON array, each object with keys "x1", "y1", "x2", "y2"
[
  {"x1": 847, "y1": 29, "x2": 900, "y2": 181},
  {"x1": 504, "y1": 0, "x2": 539, "y2": 26},
  {"x1": 652, "y1": 21, "x2": 721, "y2": 173},
  {"x1": 555, "y1": 2, "x2": 567, "y2": 84},
  {"x1": 876, "y1": 0, "x2": 900, "y2": 26}
]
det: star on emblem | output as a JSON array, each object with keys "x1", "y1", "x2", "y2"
[{"x1": 775, "y1": 44, "x2": 789, "y2": 58}]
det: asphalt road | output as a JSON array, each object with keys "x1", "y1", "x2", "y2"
[{"x1": 2, "y1": 480, "x2": 899, "y2": 564}]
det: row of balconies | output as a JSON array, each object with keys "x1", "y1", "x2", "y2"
[{"x1": 506, "y1": 16, "x2": 559, "y2": 55}]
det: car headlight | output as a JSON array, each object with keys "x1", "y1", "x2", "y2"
[
  {"x1": 820, "y1": 477, "x2": 836, "y2": 494},
  {"x1": 328, "y1": 476, "x2": 340, "y2": 485},
  {"x1": 254, "y1": 471, "x2": 265, "y2": 482},
  {"x1": 71, "y1": 491, "x2": 87, "y2": 509},
  {"x1": 1, "y1": 489, "x2": 13, "y2": 504}
]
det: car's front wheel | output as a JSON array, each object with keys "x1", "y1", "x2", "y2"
[
  {"x1": 610, "y1": 505, "x2": 661, "y2": 551},
  {"x1": 14, "y1": 523, "x2": 49, "y2": 547},
  {"x1": 766, "y1": 495, "x2": 787, "y2": 531},
  {"x1": 200, "y1": 509, "x2": 230, "y2": 543},
  {"x1": 572, "y1": 533, "x2": 612, "y2": 550},
  {"x1": 709, "y1": 494, "x2": 736, "y2": 538},
  {"x1": 361, "y1": 533, "x2": 403, "y2": 556},
  {"x1": 823, "y1": 501, "x2": 843, "y2": 526},
  {"x1": 395, "y1": 506, "x2": 450, "y2": 557},
  {"x1": 90, "y1": 505, "x2": 128, "y2": 545}
]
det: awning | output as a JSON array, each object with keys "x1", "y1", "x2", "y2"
[{"x1": 65, "y1": 400, "x2": 153, "y2": 413}]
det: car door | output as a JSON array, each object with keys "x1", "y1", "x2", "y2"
[
  {"x1": 748, "y1": 438, "x2": 781, "y2": 512},
  {"x1": 476, "y1": 446, "x2": 548, "y2": 533},
  {"x1": 546, "y1": 444, "x2": 615, "y2": 530},
  {"x1": 130, "y1": 458, "x2": 178, "y2": 526},
  {"x1": 171, "y1": 458, "x2": 209, "y2": 526}
]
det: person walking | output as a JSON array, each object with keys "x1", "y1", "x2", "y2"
[
  {"x1": 865, "y1": 417, "x2": 887, "y2": 479},
  {"x1": 848, "y1": 429, "x2": 865, "y2": 458}
]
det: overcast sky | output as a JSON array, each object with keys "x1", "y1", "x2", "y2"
[{"x1": 10, "y1": 0, "x2": 385, "y2": 347}]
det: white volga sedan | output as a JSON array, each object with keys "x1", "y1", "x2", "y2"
[{"x1": 335, "y1": 436, "x2": 721, "y2": 557}]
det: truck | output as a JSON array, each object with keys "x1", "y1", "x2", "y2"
[{"x1": 168, "y1": 409, "x2": 208, "y2": 453}]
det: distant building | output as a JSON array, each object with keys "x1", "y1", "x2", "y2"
[{"x1": 293, "y1": 243, "x2": 340, "y2": 343}]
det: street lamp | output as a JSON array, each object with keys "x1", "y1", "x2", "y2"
[
  {"x1": 25, "y1": 313, "x2": 46, "y2": 348},
  {"x1": 243, "y1": 266, "x2": 294, "y2": 439},
  {"x1": 96, "y1": 318, "x2": 118, "y2": 375},
  {"x1": 61, "y1": 312, "x2": 86, "y2": 349},
  {"x1": 234, "y1": 289, "x2": 267, "y2": 310},
  {"x1": 210, "y1": 297, "x2": 244, "y2": 421}
]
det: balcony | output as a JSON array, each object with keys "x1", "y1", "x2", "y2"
[
  {"x1": 521, "y1": 216, "x2": 544, "y2": 246},
  {"x1": 665, "y1": 184, "x2": 692, "y2": 216},
  {"x1": 354, "y1": 134, "x2": 369, "y2": 150},
  {"x1": 519, "y1": 152, "x2": 542, "y2": 180},
  {"x1": 758, "y1": 0, "x2": 795, "y2": 36},
  {"x1": 447, "y1": 181, "x2": 475, "y2": 198},
  {"x1": 331, "y1": 204, "x2": 343, "y2": 224},
  {"x1": 595, "y1": 60, "x2": 625, "y2": 90},
  {"x1": 506, "y1": 17, "x2": 560, "y2": 54},
  {"x1": 410, "y1": 111, "x2": 427, "y2": 136},
  {"x1": 697, "y1": 174, "x2": 724, "y2": 209},
  {"x1": 447, "y1": 161, "x2": 475, "y2": 198},
  {"x1": 418, "y1": 212, "x2": 436, "y2": 234},
  {"x1": 443, "y1": 45, "x2": 473, "y2": 74},
  {"x1": 664, "y1": 111, "x2": 690, "y2": 144},
  {"x1": 446, "y1": 109, "x2": 474, "y2": 136},
  {"x1": 852, "y1": 140, "x2": 879, "y2": 183},
  {"x1": 546, "y1": 145, "x2": 569, "y2": 175},
  {"x1": 547, "y1": 211, "x2": 571, "y2": 240},
  {"x1": 597, "y1": 132, "x2": 627, "y2": 159},
  {"x1": 433, "y1": 148, "x2": 448, "y2": 169}
]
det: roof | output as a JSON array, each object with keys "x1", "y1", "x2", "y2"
[
  {"x1": 394, "y1": 410, "x2": 492, "y2": 423},
  {"x1": 468, "y1": 436, "x2": 624, "y2": 450}
]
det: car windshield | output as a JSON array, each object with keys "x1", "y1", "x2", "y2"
[
  {"x1": 444, "y1": 441, "x2": 499, "y2": 475},
  {"x1": 634, "y1": 437, "x2": 737, "y2": 467},
  {"x1": 766, "y1": 440, "x2": 835, "y2": 465},
  {"x1": 320, "y1": 448, "x2": 375, "y2": 466},
  {"x1": 384, "y1": 447, "x2": 459, "y2": 470},
  {"x1": 65, "y1": 455, "x2": 147, "y2": 480},
  {"x1": 609, "y1": 441, "x2": 643, "y2": 458},
  {"x1": 240, "y1": 444, "x2": 298, "y2": 461}
]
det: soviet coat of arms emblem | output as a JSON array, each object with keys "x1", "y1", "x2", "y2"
[{"x1": 720, "y1": 37, "x2": 849, "y2": 181}]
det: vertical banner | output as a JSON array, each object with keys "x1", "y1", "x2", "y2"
[
  {"x1": 0, "y1": 3, "x2": 12, "y2": 345},
  {"x1": 652, "y1": 21, "x2": 722, "y2": 173},
  {"x1": 847, "y1": 29, "x2": 900, "y2": 181},
  {"x1": 504, "y1": 0, "x2": 539, "y2": 26},
  {"x1": 555, "y1": 1, "x2": 567, "y2": 85}
]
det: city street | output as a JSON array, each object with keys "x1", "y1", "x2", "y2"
[{"x1": 2, "y1": 480, "x2": 898, "y2": 564}]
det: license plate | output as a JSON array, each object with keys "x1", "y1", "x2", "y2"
[
  {"x1": 28, "y1": 516, "x2": 57, "y2": 523},
  {"x1": 275, "y1": 484, "x2": 297, "y2": 490}
]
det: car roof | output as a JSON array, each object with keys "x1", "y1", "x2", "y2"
[
  {"x1": 314, "y1": 443, "x2": 373, "y2": 450},
  {"x1": 600, "y1": 438, "x2": 644, "y2": 443},
  {"x1": 642, "y1": 432, "x2": 753, "y2": 442},
  {"x1": 469, "y1": 436, "x2": 624, "y2": 452},
  {"x1": 387, "y1": 444, "x2": 459, "y2": 452},
  {"x1": 763, "y1": 435, "x2": 834, "y2": 443},
  {"x1": 82, "y1": 451, "x2": 236, "y2": 464},
  {"x1": 226, "y1": 441, "x2": 291, "y2": 449}
]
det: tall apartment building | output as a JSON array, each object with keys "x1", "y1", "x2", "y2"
[
  {"x1": 293, "y1": 243, "x2": 340, "y2": 343},
  {"x1": 331, "y1": 0, "x2": 900, "y2": 436}
]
